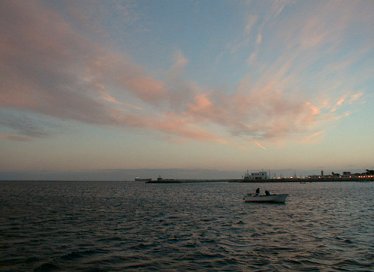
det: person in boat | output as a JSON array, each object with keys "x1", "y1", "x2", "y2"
[
  {"x1": 255, "y1": 188, "x2": 260, "y2": 196},
  {"x1": 265, "y1": 190, "x2": 270, "y2": 196}
]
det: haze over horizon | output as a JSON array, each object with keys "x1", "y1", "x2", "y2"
[{"x1": 1, "y1": 0, "x2": 373, "y2": 180}]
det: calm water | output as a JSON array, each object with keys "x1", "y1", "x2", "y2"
[{"x1": 1, "y1": 181, "x2": 373, "y2": 271}]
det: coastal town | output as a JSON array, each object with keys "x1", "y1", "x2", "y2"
[
  {"x1": 242, "y1": 169, "x2": 374, "y2": 182},
  {"x1": 138, "y1": 169, "x2": 374, "y2": 183}
]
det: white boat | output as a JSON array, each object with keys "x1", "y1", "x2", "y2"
[{"x1": 243, "y1": 193, "x2": 288, "y2": 203}]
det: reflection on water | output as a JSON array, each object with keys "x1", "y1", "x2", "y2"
[{"x1": 1, "y1": 181, "x2": 373, "y2": 271}]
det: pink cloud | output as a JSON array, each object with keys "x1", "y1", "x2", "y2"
[
  {"x1": 122, "y1": 76, "x2": 167, "y2": 102},
  {"x1": 173, "y1": 50, "x2": 189, "y2": 70},
  {"x1": 0, "y1": 0, "x2": 185, "y2": 144},
  {"x1": 189, "y1": 94, "x2": 213, "y2": 115},
  {"x1": 245, "y1": 15, "x2": 257, "y2": 35},
  {"x1": 86, "y1": 53, "x2": 168, "y2": 104},
  {"x1": 0, "y1": 0, "x2": 368, "y2": 145},
  {"x1": 0, "y1": 133, "x2": 32, "y2": 142},
  {"x1": 152, "y1": 113, "x2": 225, "y2": 143},
  {"x1": 328, "y1": 92, "x2": 364, "y2": 113},
  {"x1": 254, "y1": 141, "x2": 267, "y2": 150},
  {"x1": 336, "y1": 96, "x2": 346, "y2": 107},
  {"x1": 301, "y1": 130, "x2": 324, "y2": 144},
  {"x1": 109, "y1": 110, "x2": 225, "y2": 143},
  {"x1": 0, "y1": 0, "x2": 167, "y2": 128},
  {"x1": 349, "y1": 92, "x2": 364, "y2": 104},
  {"x1": 185, "y1": 83, "x2": 322, "y2": 140}
]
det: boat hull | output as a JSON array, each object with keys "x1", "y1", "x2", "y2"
[{"x1": 243, "y1": 194, "x2": 288, "y2": 203}]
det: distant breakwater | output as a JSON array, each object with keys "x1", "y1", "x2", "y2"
[{"x1": 146, "y1": 179, "x2": 240, "y2": 183}]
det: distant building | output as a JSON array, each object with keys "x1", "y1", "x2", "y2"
[{"x1": 244, "y1": 171, "x2": 268, "y2": 180}]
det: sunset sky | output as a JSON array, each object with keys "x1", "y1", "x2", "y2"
[{"x1": 1, "y1": 0, "x2": 373, "y2": 178}]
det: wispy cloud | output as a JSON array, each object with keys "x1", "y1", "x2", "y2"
[
  {"x1": 0, "y1": 1, "x2": 167, "y2": 131},
  {"x1": 173, "y1": 50, "x2": 189, "y2": 71},
  {"x1": 0, "y1": 111, "x2": 50, "y2": 140},
  {"x1": 254, "y1": 141, "x2": 267, "y2": 150},
  {"x1": 0, "y1": 133, "x2": 35, "y2": 142},
  {"x1": 186, "y1": 82, "x2": 321, "y2": 140},
  {"x1": 329, "y1": 91, "x2": 364, "y2": 113},
  {"x1": 0, "y1": 0, "x2": 370, "y2": 146},
  {"x1": 301, "y1": 130, "x2": 324, "y2": 144}
]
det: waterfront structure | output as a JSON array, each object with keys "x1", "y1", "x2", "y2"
[{"x1": 244, "y1": 170, "x2": 268, "y2": 181}]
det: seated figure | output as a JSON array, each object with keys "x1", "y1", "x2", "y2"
[{"x1": 255, "y1": 188, "x2": 260, "y2": 196}]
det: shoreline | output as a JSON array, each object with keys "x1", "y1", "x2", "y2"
[
  {"x1": 0, "y1": 178, "x2": 372, "y2": 183},
  {"x1": 146, "y1": 177, "x2": 374, "y2": 184}
]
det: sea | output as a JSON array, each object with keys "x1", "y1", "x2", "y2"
[{"x1": 0, "y1": 181, "x2": 373, "y2": 271}]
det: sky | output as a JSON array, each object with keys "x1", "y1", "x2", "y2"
[{"x1": 1, "y1": 0, "x2": 373, "y2": 179}]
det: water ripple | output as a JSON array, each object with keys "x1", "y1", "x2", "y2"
[{"x1": 0, "y1": 181, "x2": 373, "y2": 271}]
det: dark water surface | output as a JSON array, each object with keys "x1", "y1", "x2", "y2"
[{"x1": 1, "y1": 181, "x2": 373, "y2": 271}]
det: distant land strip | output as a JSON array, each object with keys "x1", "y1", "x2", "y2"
[{"x1": 146, "y1": 177, "x2": 374, "y2": 183}]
